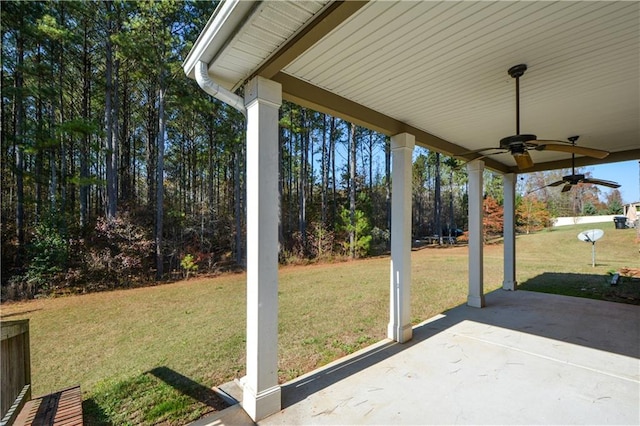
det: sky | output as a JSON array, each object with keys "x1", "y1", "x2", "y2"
[{"x1": 584, "y1": 160, "x2": 640, "y2": 204}]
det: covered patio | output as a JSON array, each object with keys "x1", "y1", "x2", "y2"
[
  {"x1": 265, "y1": 290, "x2": 639, "y2": 425},
  {"x1": 183, "y1": 1, "x2": 640, "y2": 422},
  {"x1": 197, "y1": 290, "x2": 639, "y2": 425}
]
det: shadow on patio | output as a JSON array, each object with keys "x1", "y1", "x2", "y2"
[{"x1": 518, "y1": 271, "x2": 640, "y2": 306}]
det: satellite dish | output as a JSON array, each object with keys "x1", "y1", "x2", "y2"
[
  {"x1": 577, "y1": 229, "x2": 604, "y2": 267},
  {"x1": 577, "y1": 229, "x2": 604, "y2": 243}
]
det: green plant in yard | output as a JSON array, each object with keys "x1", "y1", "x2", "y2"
[
  {"x1": 15, "y1": 217, "x2": 69, "y2": 295},
  {"x1": 338, "y1": 207, "x2": 372, "y2": 257},
  {"x1": 180, "y1": 254, "x2": 198, "y2": 278},
  {"x1": 307, "y1": 222, "x2": 335, "y2": 259}
]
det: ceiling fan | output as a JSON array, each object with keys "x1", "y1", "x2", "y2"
[
  {"x1": 458, "y1": 64, "x2": 610, "y2": 170},
  {"x1": 540, "y1": 136, "x2": 621, "y2": 193}
]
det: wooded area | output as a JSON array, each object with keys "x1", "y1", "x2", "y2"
[{"x1": 1, "y1": 1, "x2": 624, "y2": 300}]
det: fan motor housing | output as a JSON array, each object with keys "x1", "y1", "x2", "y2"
[
  {"x1": 500, "y1": 134, "x2": 537, "y2": 150},
  {"x1": 563, "y1": 174, "x2": 585, "y2": 184}
]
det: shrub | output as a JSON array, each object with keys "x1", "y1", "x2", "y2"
[
  {"x1": 307, "y1": 222, "x2": 335, "y2": 260},
  {"x1": 338, "y1": 207, "x2": 372, "y2": 258},
  {"x1": 85, "y1": 214, "x2": 154, "y2": 286},
  {"x1": 370, "y1": 226, "x2": 390, "y2": 254},
  {"x1": 1, "y1": 215, "x2": 70, "y2": 299},
  {"x1": 180, "y1": 254, "x2": 198, "y2": 278},
  {"x1": 24, "y1": 219, "x2": 69, "y2": 294}
]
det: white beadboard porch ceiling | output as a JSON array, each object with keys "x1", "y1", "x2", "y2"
[{"x1": 184, "y1": 1, "x2": 640, "y2": 174}]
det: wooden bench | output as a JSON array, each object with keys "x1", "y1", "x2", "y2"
[
  {"x1": 13, "y1": 386, "x2": 83, "y2": 426},
  {"x1": 1, "y1": 320, "x2": 83, "y2": 426},
  {"x1": 1, "y1": 320, "x2": 31, "y2": 426}
]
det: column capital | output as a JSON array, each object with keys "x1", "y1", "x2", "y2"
[
  {"x1": 391, "y1": 133, "x2": 415, "y2": 151},
  {"x1": 466, "y1": 159, "x2": 485, "y2": 173},
  {"x1": 245, "y1": 76, "x2": 282, "y2": 108}
]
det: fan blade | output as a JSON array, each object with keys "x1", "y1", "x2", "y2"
[
  {"x1": 547, "y1": 180, "x2": 565, "y2": 187},
  {"x1": 526, "y1": 185, "x2": 550, "y2": 195},
  {"x1": 457, "y1": 153, "x2": 499, "y2": 170},
  {"x1": 455, "y1": 147, "x2": 505, "y2": 157},
  {"x1": 455, "y1": 149, "x2": 509, "y2": 170},
  {"x1": 534, "y1": 142, "x2": 609, "y2": 159},
  {"x1": 561, "y1": 184, "x2": 573, "y2": 192},
  {"x1": 513, "y1": 151, "x2": 534, "y2": 169},
  {"x1": 581, "y1": 178, "x2": 621, "y2": 188}
]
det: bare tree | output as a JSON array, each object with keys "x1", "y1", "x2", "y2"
[{"x1": 349, "y1": 122, "x2": 356, "y2": 258}]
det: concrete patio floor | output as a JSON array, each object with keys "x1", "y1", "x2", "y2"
[{"x1": 198, "y1": 290, "x2": 639, "y2": 425}]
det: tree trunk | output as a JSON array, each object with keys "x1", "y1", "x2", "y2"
[
  {"x1": 80, "y1": 19, "x2": 90, "y2": 228},
  {"x1": 34, "y1": 45, "x2": 43, "y2": 223},
  {"x1": 330, "y1": 117, "x2": 336, "y2": 229},
  {"x1": 434, "y1": 151, "x2": 442, "y2": 244},
  {"x1": 287, "y1": 109, "x2": 294, "y2": 239},
  {"x1": 299, "y1": 112, "x2": 307, "y2": 252},
  {"x1": 385, "y1": 137, "x2": 391, "y2": 236},
  {"x1": 234, "y1": 144, "x2": 242, "y2": 266},
  {"x1": 278, "y1": 109, "x2": 285, "y2": 253},
  {"x1": 308, "y1": 114, "x2": 314, "y2": 206},
  {"x1": 58, "y1": 2, "x2": 68, "y2": 220},
  {"x1": 104, "y1": 1, "x2": 117, "y2": 219},
  {"x1": 368, "y1": 130, "x2": 374, "y2": 194},
  {"x1": 349, "y1": 122, "x2": 356, "y2": 258},
  {"x1": 449, "y1": 167, "x2": 455, "y2": 235},
  {"x1": 14, "y1": 18, "x2": 25, "y2": 248},
  {"x1": 146, "y1": 87, "x2": 157, "y2": 206},
  {"x1": 48, "y1": 38, "x2": 57, "y2": 212},
  {"x1": 119, "y1": 72, "x2": 131, "y2": 202},
  {"x1": 321, "y1": 114, "x2": 328, "y2": 226},
  {"x1": 155, "y1": 85, "x2": 166, "y2": 280}
]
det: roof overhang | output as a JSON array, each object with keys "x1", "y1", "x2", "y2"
[{"x1": 184, "y1": 0, "x2": 640, "y2": 174}]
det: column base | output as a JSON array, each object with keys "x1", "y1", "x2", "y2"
[
  {"x1": 387, "y1": 322, "x2": 412, "y2": 343},
  {"x1": 502, "y1": 280, "x2": 517, "y2": 291},
  {"x1": 467, "y1": 295, "x2": 485, "y2": 308},
  {"x1": 241, "y1": 384, "x2": 281, "y2": 422}
]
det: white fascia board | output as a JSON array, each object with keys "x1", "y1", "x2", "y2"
[{"x1": 183, "y1": 0, "x2": 258, "y2": 81}]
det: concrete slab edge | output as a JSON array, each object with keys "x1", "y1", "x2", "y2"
[{"x1": 188, "y1": 381, "x2": 256, "y2": 426}]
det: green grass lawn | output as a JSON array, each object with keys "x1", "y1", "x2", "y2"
[
  {"x1": 515, "y1": 223, "x2": 639, "y2": 302},
  {"x1": 1, "y1": 223, "x2": 637, "y2": 425}
]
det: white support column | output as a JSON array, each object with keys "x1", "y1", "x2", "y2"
[
  {"x1": 503, "y1": 173, "x2": 517, "y2": 291},
  {"x1": 388, "y1": 133, "x2": 414, "y2": 343},
  {"x1": 242, "y1": 76, "x2": 282, "y2": 421},
  {"x1": 467, "y1": 160, "x2": 485, "y2": 308}
]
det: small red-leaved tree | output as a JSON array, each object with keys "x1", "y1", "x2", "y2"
[
  {"x1": 455, "y1": 197, "x2": 504, "y2": 245},
  {"x1": 483, "y1": 196, "x2": 503, "y2": 242}
]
